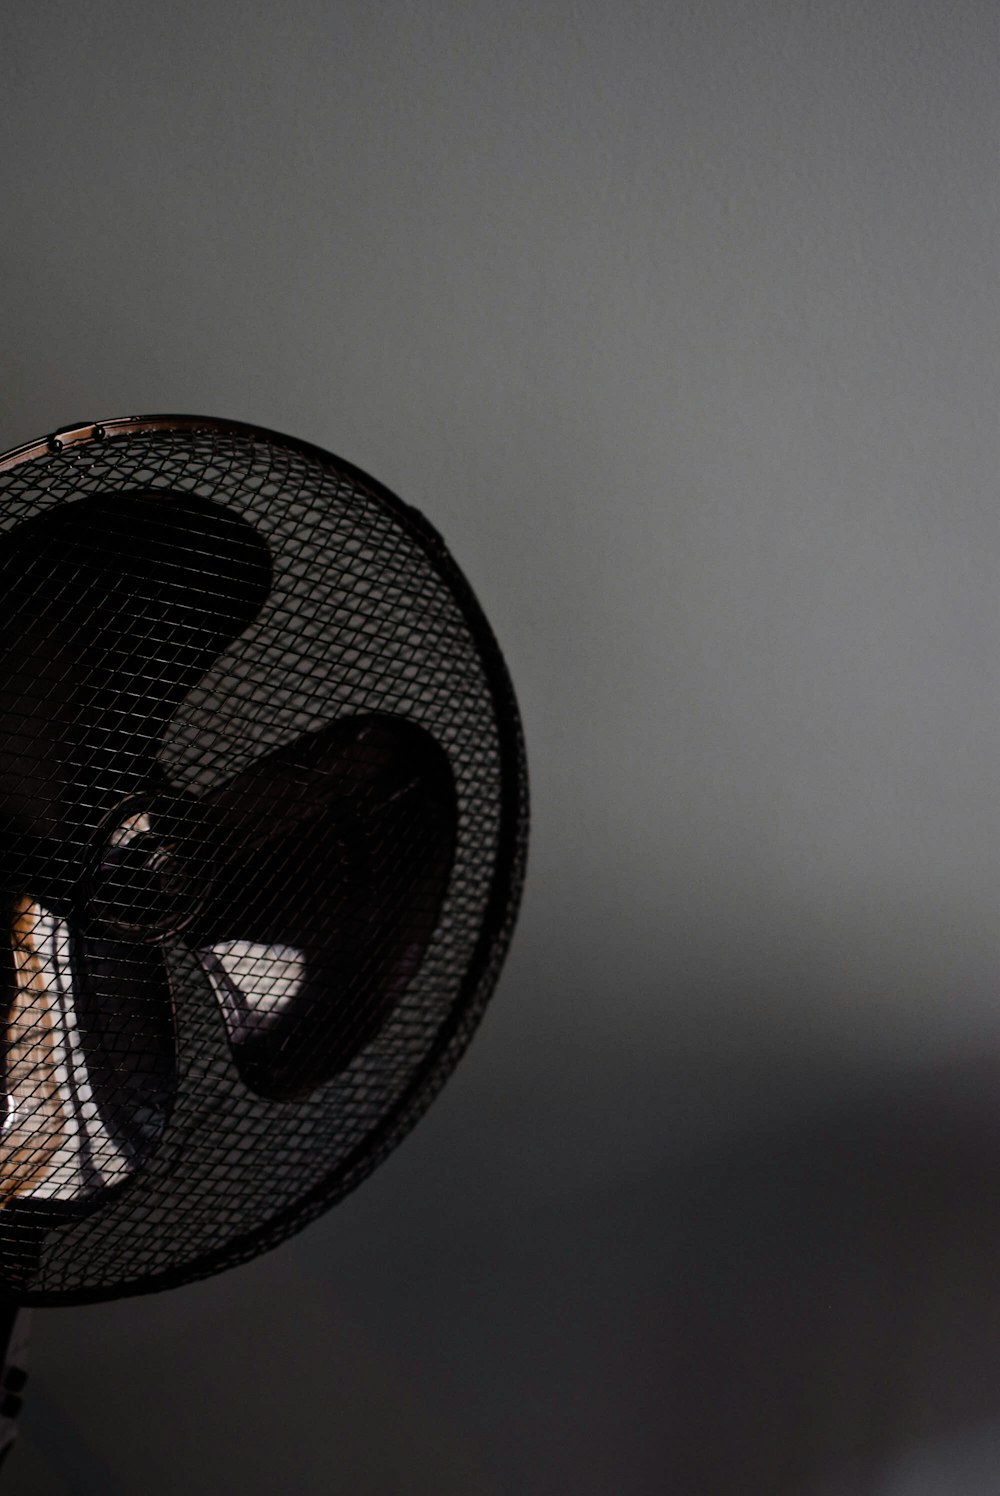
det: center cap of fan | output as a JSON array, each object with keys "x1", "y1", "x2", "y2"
[{"x1": 85, "y1": 802, "x2": 215, "y2": 940}]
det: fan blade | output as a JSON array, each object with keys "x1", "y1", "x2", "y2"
[
  {"x1": 0, "y1": 899, "x2": 175, "y2": 1211},
  {"x1": 67, "y1": 929, "x2": 177, "y2": 1175},
  {"x1": 187, "y1": 715, "x2": 457, "y2": 1099},
  {"x1": 0, "y1": 491, "x2": 271, "y2": 905}
]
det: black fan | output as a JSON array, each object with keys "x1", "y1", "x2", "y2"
[{"x1": 0, "y1": 415, "x2": 526, "y2": 1454}]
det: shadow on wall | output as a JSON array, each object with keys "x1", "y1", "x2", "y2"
[
  {"x1": 665, "y1": 1053, "x2": 1000, "y2": 1494},
  {"x1": 13, "y1": 985, "x2": 1000, "y2": 1494},
  {"x1": 320, "y1": 1022, "x2": 1000, "y2": 1494}
]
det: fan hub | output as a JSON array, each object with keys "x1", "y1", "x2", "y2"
[{"x1": 86, "y1": 805, "x2": 214, "y2": 940}]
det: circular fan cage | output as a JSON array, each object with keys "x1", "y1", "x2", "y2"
[{"x1": 0, "y1": 416, "x2": 527, "y2": 1305}]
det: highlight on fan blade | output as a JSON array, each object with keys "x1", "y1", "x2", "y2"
[
  {"x1": 1, "y1": 900, "x2": 135, "y2": 1205},
  {"x1": 198, "y1": 941, "x2": 305, "y2": 1042}
]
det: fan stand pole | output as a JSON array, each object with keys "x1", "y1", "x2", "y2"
[{"x1": 0, "y1": 1304, "x2": 29, "y2": 1472}]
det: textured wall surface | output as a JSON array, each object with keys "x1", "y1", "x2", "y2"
[{"x1": 3, "y1": 3, "x2": 1000, "y2": 1491}]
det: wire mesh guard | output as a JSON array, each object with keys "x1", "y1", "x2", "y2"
[{"x1": 0, "y1": 417, "x2": 527, "y2": 1303}]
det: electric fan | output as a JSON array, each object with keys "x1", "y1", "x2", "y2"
[{"x1": 0, "y1": 415, "x2": 527, "y2": 1460}]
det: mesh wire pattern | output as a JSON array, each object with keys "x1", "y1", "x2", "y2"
[{"x1": 0, "y1": 416, "x2": 527, "y2": 1304}]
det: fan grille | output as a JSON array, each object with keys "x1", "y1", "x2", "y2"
[{"x1": 0, "y1": 417, "x2": 527, "y2": 1303}]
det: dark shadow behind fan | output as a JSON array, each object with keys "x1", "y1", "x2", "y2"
[{"x1": 0, "y1": 416, "x2": 527, "y2": 1467}]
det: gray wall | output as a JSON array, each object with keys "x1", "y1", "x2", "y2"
[{"x1": 4, "y1": 3, "x2": 1000, "y2": 1491}]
